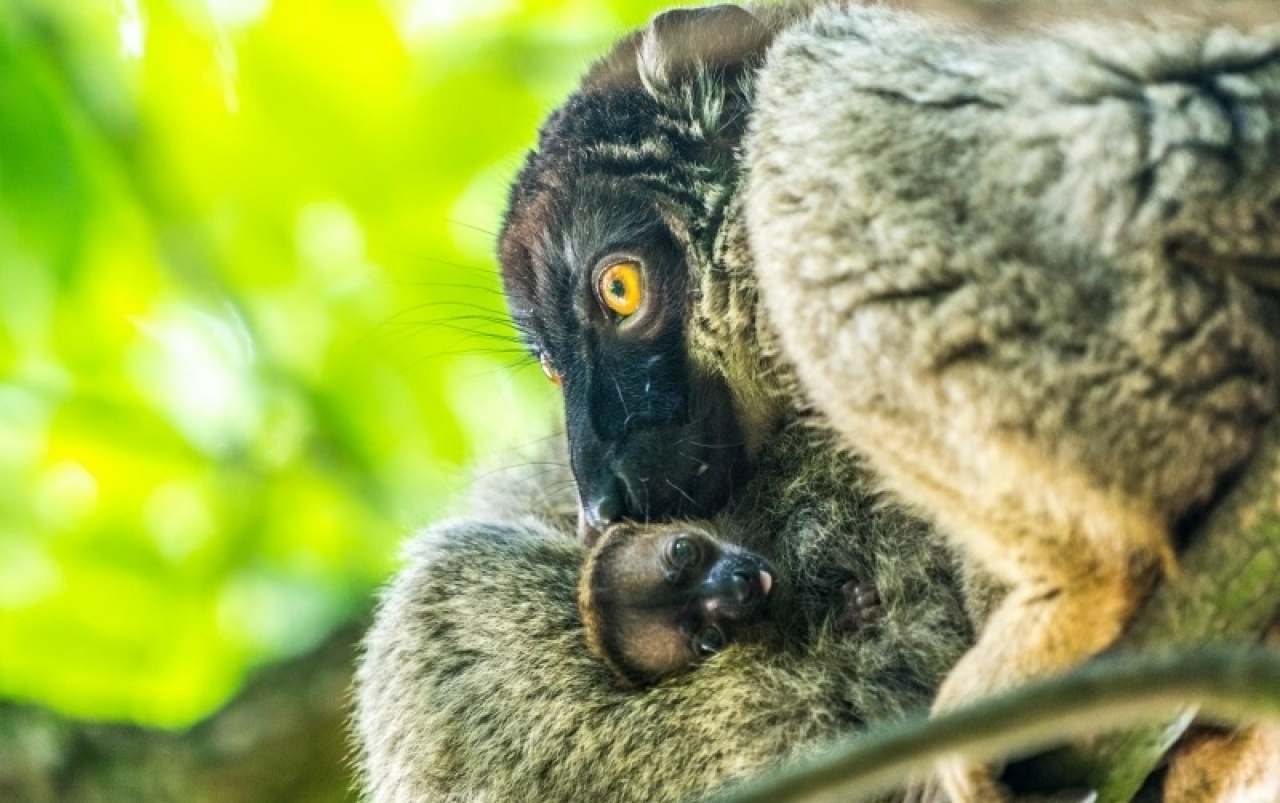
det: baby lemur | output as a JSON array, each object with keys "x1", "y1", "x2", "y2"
[
  {"x1": 579, "y1": 519, "x2": 881, "y2": 687},
  {"x1": 355, "y1": 422, "x2": 975, "y2": 803},
  {"x1": 498, "y1": 3, "x2": 1280, "y2": 799}
]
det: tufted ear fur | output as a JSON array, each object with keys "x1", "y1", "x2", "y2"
[{"x1": 584, "y1": 5, "x2": 775, "y2": 96}]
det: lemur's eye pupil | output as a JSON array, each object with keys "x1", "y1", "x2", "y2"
[{"x1": 669, "y1": 537, "x2": 693, "y2": 568}]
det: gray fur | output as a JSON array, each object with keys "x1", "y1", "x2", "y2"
[
  {"x1": 356, "y1": 4, "x2": 1280, "y2": 802},
  {"x1": 746, "y1": 7, "x2": 1280, "y2": 798},
  {"x1": 353, "y1": 425, "x2": 973, "y2": 803},
  {"x1": 749, "y1": 6, "x2": 1280, "y2": 524}
]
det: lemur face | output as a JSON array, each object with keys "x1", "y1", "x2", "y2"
[
  {"x1": 502, "y1": 165, "x2": 749, "y2": 540},
  {"x1": 499, "y1": 6, "x2": 779, "y2": 540},
  {"x1": 579, "y1": 521, "x2": 776, "y2": 687}
]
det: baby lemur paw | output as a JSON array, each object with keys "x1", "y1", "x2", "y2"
[{"x1": 836, "y1": 580, "x2": 881, "y2": 635}]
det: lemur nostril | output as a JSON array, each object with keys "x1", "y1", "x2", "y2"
[
  {"x1": 584, "y1": 494, "x2": 621, "y2": 528},
  {"x1": 578, "y1": 490, "x2": 624, "y2": 544}
]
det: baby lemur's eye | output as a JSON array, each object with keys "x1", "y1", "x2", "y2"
[
  {"x1": 538, "y1": 353, "x2": 562, "y2": 386},
  {"x1": 596, "y1": 260, "x2": 643, "y2": 318},
  {"x1": 692, "y1": 625, "x2": 726, "y2": 658},
  {"x1": 666, "y1": 536, "x2": 699, "y2": 570}
]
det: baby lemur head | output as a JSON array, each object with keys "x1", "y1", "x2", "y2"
[{"x1": 579, "y1": 521, "x2": 777, "y2": 688}]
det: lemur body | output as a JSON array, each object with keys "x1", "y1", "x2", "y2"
[
  {"x1": 498, "y1": 4, "x2": 1280, "y2": 798},
  {"x1": 354, "y1": 424, "x2": 974, "y2": 803},
  {"x1": 745, "y1": 8, "x2": 1280, "y2": 797}
]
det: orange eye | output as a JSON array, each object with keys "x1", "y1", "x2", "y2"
[
  {"x1": 597, "y1": 261, "x2": 643, "y2": 318},
  {"x1": 539, "y1": 353, "x2": 562, "y2": 386}
]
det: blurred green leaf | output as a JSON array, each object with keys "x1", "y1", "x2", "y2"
[{"x1": 0, "y1": 0, "x2": 672, "y2": 727}]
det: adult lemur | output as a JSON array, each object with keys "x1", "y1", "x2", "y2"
[
  {"x1": 497, "y1": 1, "x2": 1280, "y2": 800},
  {"x1": 355, "y1": 423, "x2": 975, "y2": 803}
]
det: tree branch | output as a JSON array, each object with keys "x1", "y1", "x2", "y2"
[
  {"x1": 708, "y1": 649, "x2": 1280, "y2": 803},
  {"x1": 0, "y1": 622, "x2": 363, "y2": 803}
]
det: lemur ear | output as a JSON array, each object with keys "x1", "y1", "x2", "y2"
[{"x1": 585, "y1": 5, "x2": 773, "y2": 95}]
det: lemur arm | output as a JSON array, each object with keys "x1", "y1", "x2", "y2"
[
  {"x1": 709, "y1": 647, "x2": 1280, "y2": 803},
  {"x1": 711, "y1": 419, "x2": 1280, "y2": 803}
]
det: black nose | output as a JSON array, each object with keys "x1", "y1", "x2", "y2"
[
  {"x1": 575, "y1": 454, "x2": 662, "y2": 542},
  {"x1": 701, "y1": 559, "x2": 774, "y2": 623}
]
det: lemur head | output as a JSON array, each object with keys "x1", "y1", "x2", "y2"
[
  {"x1": 499, "y1": 5, "x2": 798, "y2": 541},
  {"x1": 579, "y1": 520, "x2": 777, "y2": 688}
]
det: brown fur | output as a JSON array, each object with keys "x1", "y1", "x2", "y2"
[{"x1": 1164, "y1": 726, "x2": 1280, "y2": 803}]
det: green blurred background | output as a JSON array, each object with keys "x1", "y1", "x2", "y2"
[{"x1": 0, "y1": 0, "x2": 671, "y2": 730}]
